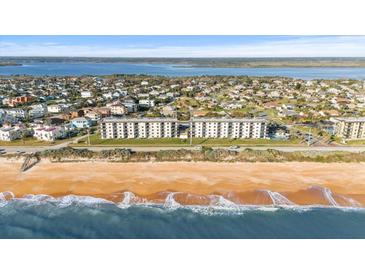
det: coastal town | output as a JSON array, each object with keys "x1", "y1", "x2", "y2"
[
  {"x1": 3, "y1": 1, "x2": 365, "y2": 269},
  {"x1": 1, "y1": 74, "x2": 365, "y2": 149}
]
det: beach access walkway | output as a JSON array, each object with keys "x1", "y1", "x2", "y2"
[{"x1": 20, "y1": 153, "x2": 40, "y2": 172}]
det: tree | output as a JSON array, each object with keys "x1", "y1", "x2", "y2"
[{"x1": 21, "y1": 130, "x2": 28, "y2": 145}]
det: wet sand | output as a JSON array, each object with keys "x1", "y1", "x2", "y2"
[{"x1": 1, "y1": 158, "x2": 365, "y2": 207}]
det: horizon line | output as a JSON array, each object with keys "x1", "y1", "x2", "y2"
[{"x1": 2, "y1": 56, "x2": 365, "y2": 59}]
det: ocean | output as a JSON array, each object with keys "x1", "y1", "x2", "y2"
[
  {"x1": 1, "y1": 62, "x2": 365, "y2": 79},
  {"x1": 1, "y1": 195, "x2": 365, "y2": 239}
]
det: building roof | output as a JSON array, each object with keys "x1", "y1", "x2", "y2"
[
  {"x1": 72, "y1": 117, "x2": 90, "y2": 122},
  {"x1": 335, "y1": 117, "x2": 365, "y2": 123},
  {"x1": 0, "y1": 127, "x2": 18, "y2": 132},
  {"x1": 34, "y1": 126, "x2": 59, "y2": 132},
  {"x1": 191, "y1": 117, "x2": 267, "y2": 123},
  {"x1": 102, "y1": 117, "x2": 267, "y2": 123},
  {"x1": 102, "y1": 117, "x2": 178, "y2": 123}
]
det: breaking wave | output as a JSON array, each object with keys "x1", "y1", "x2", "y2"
[
  {"x1": 263, "y1": 190, "x2": 296, "y2": 206},
  {"x1": 1, "y1": 192, "x2": 113, "y2": 208},
  {"x1": 209, "y1": 195, "x2": 239, "y2": 208},
  {"x1": 321, "y1": 187, "x2": 339, "y2": 207},
  {"x1": 120, "y1": 191, "x2": 136, "y2": 206},
  {"x1": 56, "y1": 195, "x2": 114, "y2": 208},
  {"x1": 0, "y1": 189, "x2": 364, "y2": 214},
  {"x1": 0, "y1": 191, "x2": 15, "y2": 207},
  {"x1": 338, "y1": 195, "x2": 361, "y2": 208},
  {"x1": 164, "y1": 193, "x2": 181, "y2": 208}
]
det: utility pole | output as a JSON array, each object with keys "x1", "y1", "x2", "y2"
[
  {"x1": 188, "y1": 108, "x2": 193, "y2": 146},
  {"x1": 87, "y1": 128, "x2": 91, "y2": 146},
  {"x1": 307, "y1": 127, "x2": 312, "y2": 146},
  {"x1": 67, "y1": 124, "x2": 71, "y2": 140},
  {"x1": 190, "y1": 119, "x2": 193, "y2": 146}
]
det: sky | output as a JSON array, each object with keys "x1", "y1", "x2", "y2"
[{"x1": 0, "y1": 36, "x2": 365, "y2": 58}]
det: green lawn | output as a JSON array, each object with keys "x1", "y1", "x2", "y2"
[
  {"x1": 85, "y1": 135, "x2": 188, "y2": 146},
  {"x1": 72, "y1": 134, "x2": 302, "y2": 147},
  {"x1": 191, "y1": 137, "x2": 301, "y2": 146},
  {"x1": 0, "y1": 136, "x2": 81, "y2": 147},
  {"x1": 0, "y1": 137, "x2": 57, "y2": 146},
  {"x1": 345, "y1": 139, "x2": 365, "y2": 146}
]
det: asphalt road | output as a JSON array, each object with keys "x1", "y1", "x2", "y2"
[
  {"x1": 0, "y1": 135, "x2": 87, "y2": 154},
  {"x1": 2, "y1": 144, "x2": 365, "y2": 153}
]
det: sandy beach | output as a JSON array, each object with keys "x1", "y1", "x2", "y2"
[{"x1": 1, "y1": 158, "x2": 365, "y2": 207}]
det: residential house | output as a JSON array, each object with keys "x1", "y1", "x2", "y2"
[
  {"x1": 71, "y1": 117, "x2": 93, "y2": 129},
  {"x1": 96, "y1": 107, "x2": 111, "y2": 118},
  {"x1": 81, "y1": 91, "x2": 93, "y2": 98},
  {"x1": 84, "y1": 111, "x2": 101, "y2": 121},
  {"x1": 139, "y1": 99, "x2": 155, "y2": 108},
  {"x1": 161, "y1": 105, "x2": 176, "y2": 117},
  {"x1": 29, "y1": 104, "x2": 48, "y2": 119},
  {"x1": 70, "y1": 110, "x2": 85, "y2": 119},
  {"x1": 122, "y1": 101, "x2": 138, "y2": 113},
  {"x1": 5, "y1": 95, "x2": 32, "y2": 107},
  {"x1": 110, "y1": 105, "x2": 127, "y2": 116},
  {"x1": 6, "y1": 108, "x2": 27, "y2": 120},
  {"x1": 47, "y1": 104, "x2": 69, "y2": 114},
  {"x1": 33, "y1": 126, "x2": 66, "y2": 141},
  {"x1": 0, "y1": 125, "x2": 23, "y2": 141}
]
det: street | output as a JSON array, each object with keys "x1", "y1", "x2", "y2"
[{"x1": 2, "y1": 144, "x2": 365, "y2": 153}]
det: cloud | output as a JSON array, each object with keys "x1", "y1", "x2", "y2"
[{"x1": 0, "y1": 36, "x2": 365, "y2": 57}]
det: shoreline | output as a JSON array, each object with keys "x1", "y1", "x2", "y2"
[{"x1": 1, "y1": 159, "x2": 365, "y2": 207}]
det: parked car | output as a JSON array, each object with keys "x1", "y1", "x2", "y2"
[{"x1": 228, "y1": 145, "x2": 240, "y2": 151}]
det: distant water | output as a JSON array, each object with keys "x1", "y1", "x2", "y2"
[
  {"x1": 1, "y1": 62, "x2": 365, "y2": 79},
  {"x1": 1, "y1": 196, "x2": 365, "y2": 239}
]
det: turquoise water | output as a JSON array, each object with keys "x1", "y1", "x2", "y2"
[
  {"x1": 1, "y1": 196, "x2": 365, "y2": 239},
  {"x1": 1, "y1": 62, "x2": 365, "y2": 79}
]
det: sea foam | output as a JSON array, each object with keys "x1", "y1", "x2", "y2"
[
  {"x1": 0, "y1": 191, "x2": 15, "y2": 207},
  {"x1": 0, "y1": 190, "x2": 364, "y2": 214},
  {"x1": 164, "y1": 193, "x2": 181, "y2": 208},
  {"x1": 56, "y1": 195, "x2": 114, "y2": 208},
  {"x1": 209, "y1": 195, "x2": 239, "y2": 208},
  {"x1": 263, "y1": 190, "x2": 296, "y2": 206}
]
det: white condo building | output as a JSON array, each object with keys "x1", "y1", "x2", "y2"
[
  {"x1": 191, "y1": 118, "x2": 267, "y2": 139},
  {"x1": 100, "y1": 118, "x2": 179, "y2": 139},
  {"x1": 334, "y1": 117, "x2": 365, "y2": 140},
  {"x1": 100, "y1": 117, "x2": 267, "y2": 139}
]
